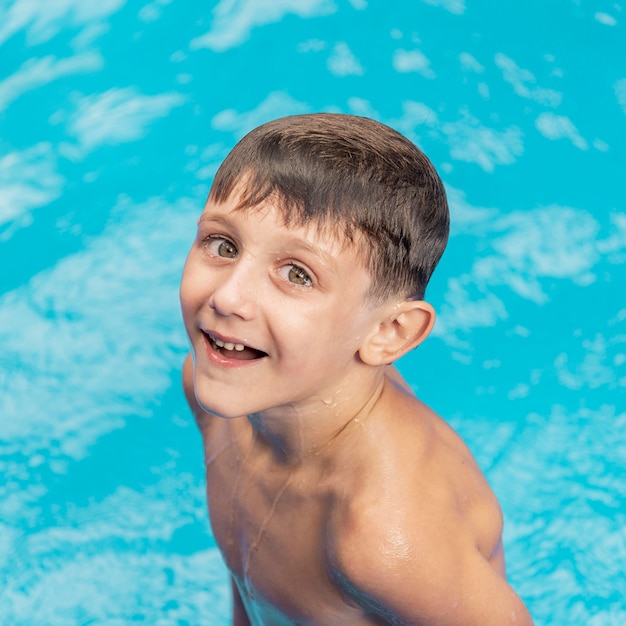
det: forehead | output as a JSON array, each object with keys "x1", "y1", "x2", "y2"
[{"x1": 201, "y1": 190, "x2": 368, "y2": 265}]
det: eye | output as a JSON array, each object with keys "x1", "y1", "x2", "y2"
[
  {"x1": 205, "y1": 236, "x2": 238, "y2": 259},
  {"x1": 280, "y1": 263, "x2": 313, "y2": 287}
]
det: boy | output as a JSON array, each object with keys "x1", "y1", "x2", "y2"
[{"x1": 180, "y1": 113, "x2": 533, "y2": 625}]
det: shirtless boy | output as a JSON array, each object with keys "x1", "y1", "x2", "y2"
[{"x1": 180, "y1": 113, "x2": 533, "y2": 625}]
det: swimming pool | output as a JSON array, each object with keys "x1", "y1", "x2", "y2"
[{"x1": 1, "y1": 1, "x2": 625, "y2": 624}]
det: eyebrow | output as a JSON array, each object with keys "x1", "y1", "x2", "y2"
[
  {"x1": 277, "y1": 235, "x2": 339, "y2": 272},
  {"x1": 197, "y1": 212, "x2": 248, "y2": 245},
  {"x1": 199, "y1": 211, "x2": 340, "y2": 271},
  {"x1": 198, "y1": 213, "x2": 234, "y2": 229}
]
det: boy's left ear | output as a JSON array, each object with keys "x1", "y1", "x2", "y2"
[{"x1": 359, "y1": 300, "x2": 436, "y2": 366}]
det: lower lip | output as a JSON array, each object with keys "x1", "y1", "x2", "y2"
[{"x1": 202, "y1": 333, "x2": 263, "y2": 369}]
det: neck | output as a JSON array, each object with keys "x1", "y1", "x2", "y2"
[{"x1": 247, "y1": 368, "x2": 386, "y2": 467}]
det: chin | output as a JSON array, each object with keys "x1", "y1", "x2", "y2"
[
  {"x1": 193, "y1": 382, "x2": 250, "y2": 420},
  {"x1": 196, "y1": 396, "x2": 245, "y2": 420}
]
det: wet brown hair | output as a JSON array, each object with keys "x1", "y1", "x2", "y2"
[{"x1": 208, "y1": 113, "x2": 449, "y2": 301}]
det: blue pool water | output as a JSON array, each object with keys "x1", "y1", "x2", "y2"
[{"x1": 1, "y1": 1, "x2": 625, "y2": 624}]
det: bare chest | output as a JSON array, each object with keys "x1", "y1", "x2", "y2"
[
  {"x1": 203, "y1": 438, "x2": 365, "y2": 623},
  {"x1": 206, "y1": 453, "x2": 321, "y2": 574}
]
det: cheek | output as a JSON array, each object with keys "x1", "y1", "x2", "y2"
[
  {"x1": 179, "y1": 268, "x2": 207, "y2": 330},
  {"x1": 179, "y1": 273, "x2": 194, "y2": 315},
  {"x1": 180, "y1": 257, "x2": 206, "y2": 306},
  {"x1": 281, "y1": 312, "x2": 362, "y2": 362}
]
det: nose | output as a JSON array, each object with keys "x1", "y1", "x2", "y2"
[{"x1": 209, "y1": 256, "x2": 258, "y2": 320}]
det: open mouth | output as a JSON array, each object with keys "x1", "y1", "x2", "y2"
[{"x1": 204, "y1": 331, "x2": 268, "y2": 361}]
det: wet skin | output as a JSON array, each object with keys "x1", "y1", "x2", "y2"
[{"x1": 180, "y1": 193, "x2": 534, "y2": 625}]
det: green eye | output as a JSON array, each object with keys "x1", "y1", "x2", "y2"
[
  {"x1": 217, "y1": 240, "x2": 238, "y2": 258},
  {"x1": 206, "y1": 236, "x2": 238, "y2": 258},
  {"x1": 287, "y1": 265, "x2": 312, "y2": 286}
]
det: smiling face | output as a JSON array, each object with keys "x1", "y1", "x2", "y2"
[{"x1": 180, "y1": 190, "x2": 387, "y2": 421}]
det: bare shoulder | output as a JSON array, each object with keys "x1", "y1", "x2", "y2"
[
  {"x1": 326, "y1": 387, "x2": 533, "y2": 625},
  {"x1": 328, "y1": 484, "x2": 532, "y2": 625}
]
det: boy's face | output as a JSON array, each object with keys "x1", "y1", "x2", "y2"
[{"x1": 180, "y1": 190, "x2": 385, "y2": 420}]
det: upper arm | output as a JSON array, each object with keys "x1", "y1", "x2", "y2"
[
  {"x1": 333, "y1": 514, "x2": 533, "y2": 626},
  {"x1": 404, "y1": 546, "x2": 532, "y2": 625}
]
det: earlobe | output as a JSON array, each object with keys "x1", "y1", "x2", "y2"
[{"x1": 359, "y1": 300, "x2": 435, "y2": 366}]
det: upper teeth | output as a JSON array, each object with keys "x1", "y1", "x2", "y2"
[{"x1": 213, "y1": 337, "x2": 245, "y2": 351}]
